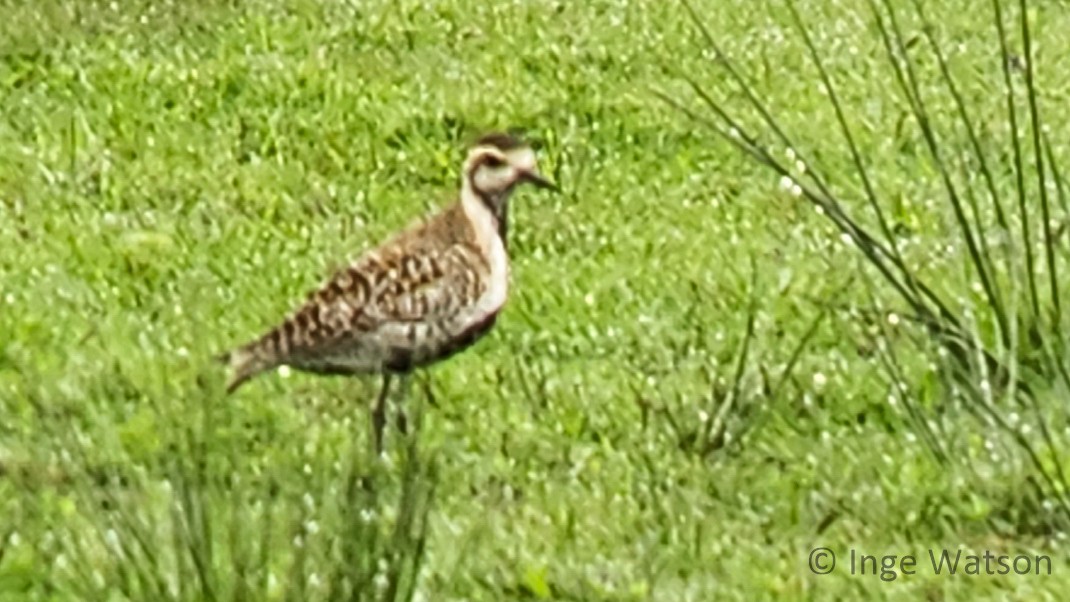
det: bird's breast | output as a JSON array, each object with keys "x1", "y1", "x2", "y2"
[{"x1": 479, "y1": 232, "x2": 509, "y2": 315}]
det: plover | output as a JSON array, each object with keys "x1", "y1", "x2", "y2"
[{"x1": 219, "y1": 133, "x2": 556, "y2": 453}]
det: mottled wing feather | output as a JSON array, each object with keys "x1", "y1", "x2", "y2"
[
  {"x1": 270, "y1": 241, "x2": 485, "y2": 360},
  {"x1": 222, "y1": 202, "x2": 488, "y2": 389},
  {"x1": 363, "y1": 242, "x2": 487, "y2": 323}
]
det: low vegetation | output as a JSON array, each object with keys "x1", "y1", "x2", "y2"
[{"x1": 2, "y1": 0, "x2": 1069, "y2": 599}]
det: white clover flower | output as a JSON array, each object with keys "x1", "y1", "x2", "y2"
[{"x1": 812, "y1": 372, "x2": 828, "y2": 392}]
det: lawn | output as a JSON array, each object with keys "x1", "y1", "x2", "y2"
[{"x1": 2, "y1": 0, "x2": 1070, "y2": 599}]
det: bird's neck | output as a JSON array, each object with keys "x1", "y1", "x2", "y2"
[{"x1": 462, "y1": 181, "x2": 512, "y2": 248}]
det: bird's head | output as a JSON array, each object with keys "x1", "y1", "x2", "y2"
[{"x1": 462, "y1": 132, "x2": 557, "y2": 215}]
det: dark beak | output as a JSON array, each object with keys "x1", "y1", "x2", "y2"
[{"x1": 524, "y1": 170, "x2": 559, "y2": 192}]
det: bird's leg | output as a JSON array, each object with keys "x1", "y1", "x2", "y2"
[
  {"x1": 395, "y1": 374, "x2": 411, "y2": 437},
  {"x1": 420, "y1": 371, "x2": 438, "y2": 409},
  {"x1": 372, "y1": 374, "x2": 392, "y2": 456}
]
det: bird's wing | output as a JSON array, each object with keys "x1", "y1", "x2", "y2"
[
  {"x1": 279, "y1": 241, "x2": 487, "y2": 351},
  {"x1": 222, "y1": 207, "x2": 488, "y2": 388},
  {"x1": 357, "y1": 241, "x2": 488, "y2": 326}
]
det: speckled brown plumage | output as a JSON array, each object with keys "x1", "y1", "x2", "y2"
[
  {"x1": 219, "y1": 133, "x2": 556, "y2": 453},
  {"x1": 223, "y1": 204, "x2": 491, "y2": 390}
]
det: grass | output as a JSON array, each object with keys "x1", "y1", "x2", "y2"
[{"x1": 3, "y1": 0, "x2": 1070, "y2": 599}]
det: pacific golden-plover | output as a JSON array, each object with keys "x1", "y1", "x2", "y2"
[{"x1": 219, "y1": 132, "x2": 556, "y2": 453}]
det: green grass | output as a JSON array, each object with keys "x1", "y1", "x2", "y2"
[{"x1": 3, "y1": 0, "x2": 1070, "y2": 599}]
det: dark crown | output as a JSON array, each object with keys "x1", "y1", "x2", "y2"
[{"x1": 475, "y1": 132, "x2": 528, "y2": 152}]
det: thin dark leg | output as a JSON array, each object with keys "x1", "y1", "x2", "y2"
[
  {"x1": 395, "y1": 374, "x2": 410, "y2": 437},
  {"x1": 372, "y1": 374, "x2": 392, "y2": 455},
  {"x1": 420, "y1": 371, "x2": 437, "y2": 408}
]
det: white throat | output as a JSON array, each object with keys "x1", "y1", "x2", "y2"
[
  {"x1": 460, "y1": 179, "x2": 510, "y2": 317},
  {"x1": 461, "y1": 180, "x2": 509, "y2": 239}
]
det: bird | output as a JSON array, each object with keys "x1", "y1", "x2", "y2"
[{"x1": 218, "y1": 132, "x2": 557, "y2": 454}]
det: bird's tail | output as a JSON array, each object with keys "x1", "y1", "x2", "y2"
[{"x1": 217, "y1": 343, "x2": 276, "y2": 394}]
